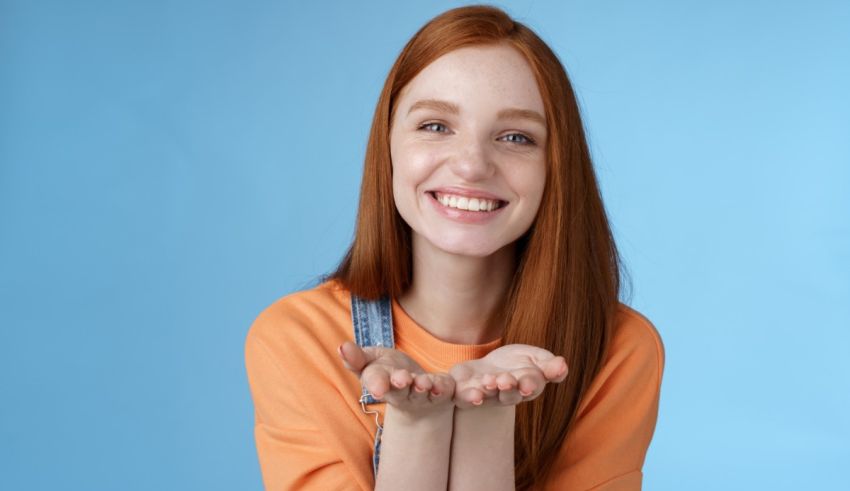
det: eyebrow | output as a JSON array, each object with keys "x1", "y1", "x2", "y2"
[{"x1": 407, "y1": 98, "x2": 546, "y2": 127}]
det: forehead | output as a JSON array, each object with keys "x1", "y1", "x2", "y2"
[{"x1": 396, "y1": 44, "x2": 545, "y2": 115}]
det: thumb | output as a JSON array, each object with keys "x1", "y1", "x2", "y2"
[
  {"x1": 338, "y1": 341, "x2": 377, "y2": 374},
  {"x1": 540, "y1": 356, "x2": 568, "y2": 382}
]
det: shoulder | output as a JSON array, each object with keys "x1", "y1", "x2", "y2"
[
  {"x1": 610, "y1": 303, "x2": 666, "y2": 375},
  {"x1": 245, "y1": 278, "x2": 353, "y2": 364},
  {"x1": 576, "y1": 303, "x2": 666, "y2": 417},
  {"x1": 543, "y1": 304, "x2": 666, "y2": 489}
]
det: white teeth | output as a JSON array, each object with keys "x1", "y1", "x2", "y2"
[{"x1": 435, "y1": 192, "x2": 501, "y2": 212}]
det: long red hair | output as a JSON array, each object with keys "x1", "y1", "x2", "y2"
[{"x1": 326, "y1": 4, "x2": 627, "y2": 488}]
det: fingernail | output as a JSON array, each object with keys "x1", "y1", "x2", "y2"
[
  {"x1": 519, "y1": 389, "x2": 532, "y2": 396},
  {"x1": 414, "y1": 385, "x2": 427, "y2": 393},
  {"x1": 472, "y1": 399, "x2": 483, "y2": 406},
  {"x1": 430, "y1": 390, "x2": 442, "y2": 396}
]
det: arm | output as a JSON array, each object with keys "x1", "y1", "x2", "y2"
[
  {"x1": 339, "y1": 342, "x2": 457, "y2": 491},
  {"x1": 449, "y1": 405, "x2": 515, "y2": 491},
  {"x1": 447, "y1": 344, "x2": 569, "y2": 491},
  {"x1": 375, "y1": 403, "x2": 454, "y2": 490}
]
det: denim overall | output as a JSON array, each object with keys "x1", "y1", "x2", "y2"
[{"x1": 350, "y1": 293, "x2": 394, "y2": 480}]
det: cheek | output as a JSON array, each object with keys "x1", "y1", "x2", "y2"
[
  {"x1": 391, "y1": 145, "x2": 441, "y2": 191},
  {"x1": 391, "y1": 155, "x2": 425, "y2": 215},
  {"x1": 533, "y1": 164, "x2": 547, "y2": 200},
  {"x1": 504, "y1": 160, "x2": 547, "y2": 199}
]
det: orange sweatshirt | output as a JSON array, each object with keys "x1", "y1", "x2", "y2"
[{"x1": 245, "y1": 278, "x2": 665, "y2": 490}]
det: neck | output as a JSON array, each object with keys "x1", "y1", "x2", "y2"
[{"x1": 398, "y1": 234, "x2": 516, "y2": 345}]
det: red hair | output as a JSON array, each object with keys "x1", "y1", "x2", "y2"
[{"x1": 327, "y1": 5, "x2": 628, "y2": 487}]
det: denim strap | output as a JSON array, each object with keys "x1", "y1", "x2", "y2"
[{"x1": 350, "y1": 293, "x2": 395, "y2": 479}]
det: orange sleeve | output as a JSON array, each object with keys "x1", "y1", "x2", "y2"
[
  {"x1": 544, "y1": 310, "x2": 666, "y2": 490},
  {"x1": 244, "y1": 306, "x2": 370, "y2": 491},
  {"x1": 245, "y1": 330, "x2": 352, "y2": 490}
]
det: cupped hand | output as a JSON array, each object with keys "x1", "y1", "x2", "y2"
[
  {"x1": 338, "y1": 341, "x2": 455, "y2": 413},
  {"x1": 449, "y1": 344, "x2": 568, "y2": 409}
]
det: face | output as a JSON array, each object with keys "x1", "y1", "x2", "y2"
[{"x1": 389, "y1": 43, "x2": 548, "y2": 258}]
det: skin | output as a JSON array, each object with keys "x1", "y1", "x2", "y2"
[
  {"x1": 340, "y1": 341, "x2": 567, "y2": 409},
  {"x1": 338, "y1": 42, "x2": 567, "y2": 490},
  {"x1": 389, "y1": 41, "x2": 549, "y2": 347},
  {"x1": 339, "y1": 341, "x2": 567, "y2": 490}
]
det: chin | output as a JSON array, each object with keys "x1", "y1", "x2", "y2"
[{"x1": 432, "y1": 237, "x2": 505, "y2": 258}]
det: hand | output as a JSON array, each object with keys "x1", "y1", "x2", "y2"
[
  {"x1": 338, "y1": 341, "x2": 455, "y2": 414},
  {"x1": 449, "y1": 344, "x2": 568, "y2": 409}
]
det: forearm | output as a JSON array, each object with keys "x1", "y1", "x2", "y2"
[
  {"x1": 448, "y1": 405, "x2": 516, "y2": 491},
  {"x1": 375, "y1": 403, "x2": 454, "y2": 491}
]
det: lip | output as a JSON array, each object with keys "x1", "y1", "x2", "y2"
[
  {"x1": 427, "y1": 186, "x2": 508, "y2": 204},
  {"x1": 426, "y1": 190, "x2": 508, "y2": 224}
]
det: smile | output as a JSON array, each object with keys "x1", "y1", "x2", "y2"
[
  {"x1": 426, "y1": 191, "x2": 509, "y2": 224},
  {"x1": 432, "y1": 191, "x2": 506, "y2": 212}
]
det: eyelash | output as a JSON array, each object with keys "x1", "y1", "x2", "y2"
[{"x1": 417, "y1": 122, "x2": 536, "y2": 146}]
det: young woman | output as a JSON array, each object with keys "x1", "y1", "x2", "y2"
[{"x1": 245, "y1": 5, "x2": 664, "y2": 490}]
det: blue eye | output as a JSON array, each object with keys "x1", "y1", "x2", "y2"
[
  {"x1": 502, "y1": 133, "x2": 535, "y2": 146},
  {"x1": 418, "y1": 122, "x2": 536, "y2": 146},
  {"x1": 419, "y1": 122, "x2": 448, "y2": 133}
]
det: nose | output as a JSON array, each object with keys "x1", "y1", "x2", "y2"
[{"x1": 447, "y1": 135, "x2": 495, "y2": 181}]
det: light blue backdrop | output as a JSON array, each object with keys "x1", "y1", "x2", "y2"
[{"x1": 1, "y1": 1, "x2": 848, "y2": 489}]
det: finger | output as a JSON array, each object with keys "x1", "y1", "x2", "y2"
[
  {"x1": 429, "y1": 374, "x2": 454, "y2": 403},
  {"x1": 517, "y1": 373, "x2": 544, "y2": 399},
  {"x1": 454, "y1": 372, "x2": 495, "y2": 401},
  {"x1": 408, "y1": 373, "x2": 431, "y2": 404},
  {"x1": 457, "y1": 386, "x2": 485, "y2": 407},
  {"x1": 481, "y1": 373, "x2": 498, "y2": 391},
  {"x1": 412, "y1": 373, "x2": 433, "y2": 393},
  {"x1": 496, "y1": 372, "x2": 518, "y2": 391},
  {"x1": 338, "y1": 341, "x2": 367, "y2": 373},
  {"x1": 390, "y1": 368, "x2": 414, "y2": 390},
  {"x1": 484, "y1": 373, "x2": 501, "y2": 390},
  {"x1": 468, "y1": 373, "x2": 498, "y2": 398},
  {"x1": 361, "y1": 365, "x2": 391, "y2": 399},
  {"x1": 498, "y1": 386, "x2": 523, "y2": 405},
  {"x1": 384, "y1": 371, "x2": 412, "y2": 405},
  {"x1": 541, "y1": 356, "x2": 568, "y2": 382}
]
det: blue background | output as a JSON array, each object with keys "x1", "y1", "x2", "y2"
[{"x1": 1, "y1": 1, "x2": 848, "y2": 489}]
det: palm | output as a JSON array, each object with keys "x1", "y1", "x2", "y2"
[
  {"x1": 449, "y1": 344, "x2": 567, "y2": 409},
  {"x1": 338, "y1": 341, "x2": 455, "y2": 412}
]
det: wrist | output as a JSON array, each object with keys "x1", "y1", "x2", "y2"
[
  {"x1": 385, "y1": 401, "x2": 455, "y2": 428},
  {"x1": 455, "y1": 403, "x2": 515, "y2": 420},
  {"x1": 377, "y1": 398, "x2": 454, "y2": 490}
]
